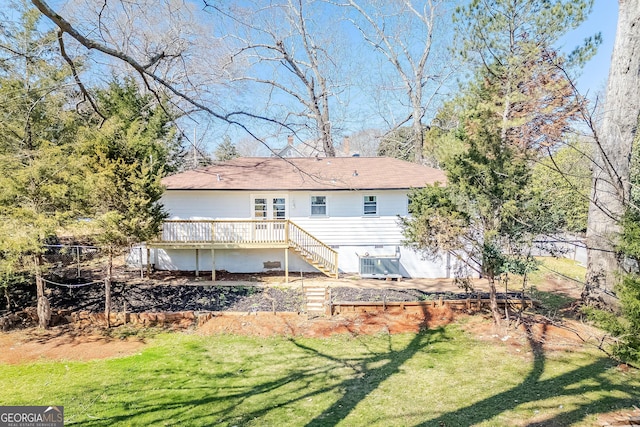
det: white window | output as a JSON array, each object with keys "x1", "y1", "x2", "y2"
[
  {"x1": 363, "y1": 195, "x2": 377, "y2": 216},
  {"x1": 252, "y1": 195, "x2": 287, "y2": 219},
  {"x1": 311, "y1": 196, "x2": 327, "y2": 216},
  {"x1": 272, "y1": 197, "x2": 286, "y2": 219},
  {"x1": 254, "y1": 198, "x2": 267, "y2": 218}
]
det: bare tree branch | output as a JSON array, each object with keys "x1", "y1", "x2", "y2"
[
  {"x1": 56, "y1": 30, "x2": 105, "y2": 123},
  {"x1": 31, "y1": 0, "x2": 295, "y2": 147},
  {"x1": 340, "y1": 0, "x2": 450, "y2": 163}
]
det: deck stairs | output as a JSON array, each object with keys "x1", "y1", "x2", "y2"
[
  {"x1": 304, "y1": 286, "x2": 329, "y2": 315},
  {"x1": 287, "y1": 221, "x2": 338, "y2": 279},
  {"x1": 290, "y1": 247, "x2": 334, "y2": 277}
]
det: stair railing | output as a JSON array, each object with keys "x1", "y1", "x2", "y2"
[{"x1": 286, "y1": 220, "x2": 338, "y2": 278}]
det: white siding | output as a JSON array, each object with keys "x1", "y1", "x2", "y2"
[
  {"x1": 162, "y1": 189, "x2": 410, "y2": 245},
  {"x1": 288, "y1": 190, "x2": 409, "y2": 245},
  {"x1": 162, "y1": 189, "x2": 410, "y2": 221},
  {"x1": 335, "y1": 245, "x2": 449, "y2": 277},
  {"x1": 161, "y1": 191, "x2": 250, "y2": 219},
  {"x1": 288, "y1": 190, "x2": 408, "y2": 218},
  {"x1": 292, "y1": 217, "x2": 403, "y2": 245},
  {"x1": 158, "y1": 188, "x2": 467, "y2": 278},
  {"x1": 151, "y1": 245, "x2": 456, "y2": 278},
  {"x1": 155, "y1": 248, "x2": 318, "y2": 273}
]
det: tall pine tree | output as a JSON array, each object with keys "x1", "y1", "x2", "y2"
[{"x1": 0, "y1": 3, "x2": 83, "y2": 308}]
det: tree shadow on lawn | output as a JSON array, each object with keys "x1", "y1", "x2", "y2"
[
  {"x1": 69, "y1": 322, "x2": 636, "y2": 426},
  {"x1": 288, "y1": 321, "x2": 638, "y2": 427},
  {"x1": 72, "y1": 341, "x2": 333, "y2": 426},
  {"x1": 298, "y1": 326, "x2": 449, "y2": 427},
  {"x1": 69, "y1": 322, "x2": 449, "y2": 426},
  {"x1": 415, "y1": 323, "x2": 637, "y2": 427}
]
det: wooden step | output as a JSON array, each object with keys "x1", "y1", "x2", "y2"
[
  {"x1": 306, "y1": 302, "x2": 325, "y2": 308},
  {"x1": 304, "y1": 286, "x2": 328, "y2": 314}
]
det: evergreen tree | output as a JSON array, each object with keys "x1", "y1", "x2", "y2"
[
  {"x1": 0, "y1": 3, "x2": 83, "y2": 308},
  {"x1": 377, "y1": 127, "x2": 417, "y2": 162},
  {"x1": 402, "y1": 77, "x2": 553, "y2": 325},
  {"x1": 74, "y1": 77, "x2": 180, "y2": 326},
  {"x1": 403, "y1": 0, "x2": 593, "y2": 324},
  {"x1": 77, "y1": 77, "x2": 181, "y2": 248},
  {"x1": 530, "y1": 140, "x2": 592, "y2": 234},
  {"x1": 214, "y1": 136, "x2": 239, "y2": 161}
]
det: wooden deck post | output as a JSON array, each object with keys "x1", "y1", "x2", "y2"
[
  {"x1": 285, "y1": 248, "x2": 289, "y2": 283},
  {"x1": 285, "y1": 220, "x2": 290, "y2": 243},
  {"x1": 195, "y1": 249, "x2": 200, "y2": 277},
  {"x1": 211, "y1": 249, "x2": 216, "y2": 282}
]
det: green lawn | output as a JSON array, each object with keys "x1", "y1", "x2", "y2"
[
  {"x1": 506, "y1": 257, "x2": 586, "y2": 313},
  {"x1": 1, "y1": 325, "x2": 638, "y2": 426}
]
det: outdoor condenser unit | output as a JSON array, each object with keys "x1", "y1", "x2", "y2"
[{"x1": 359, "y1": 251, "x2": 402, "y2": 279}]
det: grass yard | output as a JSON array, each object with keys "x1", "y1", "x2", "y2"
[
  {"x1": 504, "y1": 257, "x2": 587, "y2": 313},
  {"x1": 1, "y1": 324, "x2": 638, "y2": 426}
]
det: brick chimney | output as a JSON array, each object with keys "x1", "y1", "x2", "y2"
[
  {"x1": 343, "y1": 136, "x2": 350, "y2": 156},
  {"x1": 287, "y1": 135, "x2": 294, "y2": 146}
]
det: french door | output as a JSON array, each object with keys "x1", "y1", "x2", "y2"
[{"x1": 252, "y1": 195, "x2": 287, "y2": 241}]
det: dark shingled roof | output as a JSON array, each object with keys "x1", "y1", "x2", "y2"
[{"x1": 163, "y1": 157, "x2": 446, "y2": 191}]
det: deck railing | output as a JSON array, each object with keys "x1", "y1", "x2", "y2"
[
  {"x1": 161, "y1": 219, "x2": 287, "y2": 244},
  {"x1": 157, "y1": 220, "x2": 338, "y2": 277}
]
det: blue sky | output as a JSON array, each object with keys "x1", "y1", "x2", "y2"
[
  {"x1": 1, "y1": 0, "x2": 620, "y2": 152},
  {"x1": 208, "y1": 0, "x2": 622, "y2": 152},
  {"x1": 565, "y1": 0, "x2": 618, "y2": 95}
]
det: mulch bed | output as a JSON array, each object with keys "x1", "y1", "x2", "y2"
[
  {"x1": 331, "y1": 288, "x2": 524, "y2": 302},
  {"x1": 47, "y1": 283, "x2": 305, "y2": 313},
  {"x1": 3, "y1": 280, "x2": 524, "y2": 315}
]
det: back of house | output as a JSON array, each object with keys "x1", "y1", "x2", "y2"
[{"x1": 146, "y1": 156, "x2": 462, "y2": 279}]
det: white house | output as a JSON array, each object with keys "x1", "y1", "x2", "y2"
[{"x1": 148, "y1": 156, "x2": 457, "y2": 279}]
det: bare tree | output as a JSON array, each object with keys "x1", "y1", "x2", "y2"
[
  {"x1": 30, "y1": 0, "x2": 291, "y2": 148},
  {"x1": 211, "y1": 0, "x2": 354, "y2": 157},
  {"x1": 338, "y1": 129, "x2": 383, "y2": 157},
  {"x1": 236, "y1": 135, "x2": 270, "y2": 157},
  {"x1": 584, "y1": 0, "x2": 640, "y2": 305},
  {"x1": 340, "y1": 0, "x2": 452, "y2": 163}
]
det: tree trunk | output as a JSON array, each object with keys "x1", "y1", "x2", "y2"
[
  {"x1": 34, "y1": 255, "x2": 50, "y2": 329},
  {"x1": 36, "y1": 276, "x2": 50, "y2": 329},
  {"x1": 4, "y1": 286, "x2": 10, "y2": 310},
  {"x1": 105, "y1": 248, "x2": 113, "y2": 328},
  {"x1": 410, "y1": 78, "x2": 425, "y2": 164},
  {"x1": 585, "y1": 0, "x2": 640, "y2": 306},
  {"x1": 488, "y1": 277, "x2": 501, "y2": 326},
  {"x1": 105, "y1": 278, "x2": 111, "y2": 328},
  {"x1": 412, "y1": 104, "x2": 424, "y2": 164}
]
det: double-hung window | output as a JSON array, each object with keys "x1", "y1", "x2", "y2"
[
  {"x1": 311, "y1": 196, "x2": 327, "y2": 216},
  {"x1": 363, "y1": 195, "x2": 377, "y2": 216}
]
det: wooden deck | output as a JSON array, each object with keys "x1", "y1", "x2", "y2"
[{"x1": 147, "y1": 220, "x2": 338, "y2": 279}]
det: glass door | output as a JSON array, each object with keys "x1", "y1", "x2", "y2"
[{"x1": 252, "y1": 196, "x2": 287, "y2": 241}]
